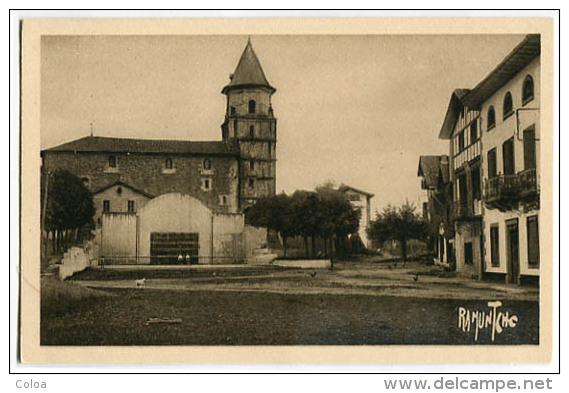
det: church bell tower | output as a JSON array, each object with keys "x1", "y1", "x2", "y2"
[{"x1": 221, "y1": 39, "x2": 277, "y2": 211}]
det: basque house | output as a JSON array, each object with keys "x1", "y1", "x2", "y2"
[
  {"x1": 417, "y1": 155, "x2": 452, "y2": 267},
  {"x1": 463, "y1": 34, "x2": 541, "y2": 284},
  {"x1": 427, "y1": 34, "x2": 541, "y2": 282},
  {"x1": 438, "y1": 89, "x2": 484, "y2": 278},
  {"x1": 339, "y1": 185, "x2": 374, "y2": 249}
]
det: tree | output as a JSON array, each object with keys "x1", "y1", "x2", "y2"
[
  {"x1": 291, "y1": 190, "x2": 320, "y2": 257},
  {"x1": 367, "y1": 201, "x2": 426, "y2": 262},
  {"x1": 245, "y1": 193, "x2": 298, "y2": 257},
  {"x1": 42, "y1": 170, "x2": 95, "y2": 254},
  {"x1": 315, "y1": 183, "x2": 361, "y2": 256},
  {"x1": 246, "y1": 185, "x2": 362, "y2": 259}
]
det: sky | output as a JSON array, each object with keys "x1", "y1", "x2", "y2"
[{"x1": 41, "y1": 34, "x2": 525, "y2": 214}]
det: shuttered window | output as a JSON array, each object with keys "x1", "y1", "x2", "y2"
[
  {"x1": 523, "y1": 126, "x2": 537, "y2": 170},
  {"x1": 488, "y1": 148, "x2": 497, "y2": 178},
  {"x1": 490, "y1": 225, "x2": 500, "y2": 267},
  {"x1": 502, "y1": 138, "x2": 515, "y2": 175},
  {"x1": 527, "y1": 216, "x2": 540, "y2": 268}
]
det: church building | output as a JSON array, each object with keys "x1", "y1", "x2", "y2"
[{"x1": 41, "y1": 39, "x2": 277, "y2": 264}]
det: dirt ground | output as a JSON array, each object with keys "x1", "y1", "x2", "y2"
[
  {"x1": 42, "y1": 259, "x2": 540, "y2": 346},
  {"x1": 69, "y1": 259, "x2": 539, "y2": 301}
]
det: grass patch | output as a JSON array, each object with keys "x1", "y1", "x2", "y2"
[
  {"x1": 41, "y1": 289, "x2": 539, "y2": 345},
  {"x1": 41, "y1": 276, "x2": 113, "y2": 318}
]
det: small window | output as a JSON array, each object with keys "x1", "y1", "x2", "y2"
[
  {"x1": 103, "y1": 200, "x2": 110, "y2": 212},
  {"x1": 250, "y1": 125, "x2": 255, "y2": 139},
  {"x1": 487, "y1": 148, "x2": 497, "y2": 178},
  {"x1": 348, "y1": 194, "x2": 361, "y2": 202},
  {"x1": 523, "y1": 125, "x2": 537, "y2": 170},
  {"x1": 220, "y1": 195, "x2": 228, "y2": 205},
  {"x1": 503, "y1": 92, "x2": 513, "y2": 119},
  {"x1": 202, "y1": 178, "x2": 212, "y2": 191},
  {"x1": 116, "y1": 186, "x2": 122, "y2": 196},
  {"x1": 248, "y1": 100, "x2": 256, "y2": 114},
  {"x1": 249, "y1": 178, "x2": 255, "y2": 188},
  {"x1": 470, "y1": 121, "x2": 478, "y2": 142},
  {"x1": 522, "y1": 75, "x2": 534, "y2": 105},
  {"x1": 249, "y1": 161, "x2": 255, "y2": 171},
  {"x1": 490, "y1": 225, "x2": 500, "y2": 267},
  {"x1": 268, "y1": 142, "x2": 272, "y2": 156},
  {"x1": 165, "y1": 158, "x2": 173, "y2": 170},
  {"x1": 81, "y1": 177, "x2": 90, "y2": 189},
  {"x1": 108, "y1": 155, "x2": 117, "y2": 168},
  {"x1": 471, "y1": 166, "x2": 481, "y2": 200},
  {"x1": 230, "y1": 106, "x2": 236, "y2": 115},
  {"x1": 203, "y1": 158, "x2": 211, "y2": 170},
  {"x1": 487, "y1": 106, "x2": 496, "y2": 130},
  {"x1": 233, "y1": 119, "x2": 238, "y2": 132},
  {"x1": 127, "y1": 200, "x2": 135, "y2": 212},
  {"x1": 527, "y1": 215, "x2": 540, "y2": 268},
  {"x1": 464, "y1": 242, "x2": 473, "y2": 265},
  {"x1": 458, "y1": 130, "x2": 465, "y2": 152},
  {"x1": 502, "y1": 137, "x2": 515, "y2": 175}
]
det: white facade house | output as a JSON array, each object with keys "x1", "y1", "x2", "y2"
[
  {"x1": 462, "y1": 35, "x2": 540, "y2": 284},
  {"x1": 340, "y1": 186, "x2": 374, "y2": 249}
]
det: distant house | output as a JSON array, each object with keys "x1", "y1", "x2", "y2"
[
  {"x1": 339, "y1": 185, "x2": 374, "y2": 249},
  {"x1": 417, "y1": 155, "x2": 452, "y2": 266}
]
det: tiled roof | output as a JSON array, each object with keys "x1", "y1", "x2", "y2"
[
  {"x1": 91, "y1": 181, "x2": 155, "y2": 198},
  {"x1": 42, "y1": 136, "x2": 239, "y2": 156},
  {"x1": 462, "y1": 34, "x2": 540, "y2": 109},
  {"x1": 339, "y1": 185, "x2": 375, "y2": 198},
  {"x1": 222, "y1": 39, "x2": 275, "y2": 94},
  {"x1": 418, "y1": 155, "x2": 449, "y2": 189},
  {"x1": 438, "y1": 88, "x2": 471, "y2": 140}
]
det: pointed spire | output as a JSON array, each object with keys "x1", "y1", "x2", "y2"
[{"x1": 222, "y1": 38, "x2": 276, "y2": 95}]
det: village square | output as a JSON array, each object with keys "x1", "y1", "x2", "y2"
[{"x1": 40, "y1": 34, "x2": 541, "y2": 346}]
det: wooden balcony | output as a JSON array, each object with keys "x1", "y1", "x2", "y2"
[
  {"x1": 484, "y1": 169, "x2": 539, "y2": 210},
  {"x1": 453, "y1": 199, "x2": 482, "y2": 221},
  {"x1": 518, "y1": 168, "x2": 539, "y2": 198}
]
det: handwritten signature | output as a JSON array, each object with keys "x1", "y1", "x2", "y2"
[{"x1": 458, "y1": 301, "x2": 519, "y2": 342}]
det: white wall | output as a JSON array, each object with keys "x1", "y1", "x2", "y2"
[
  {"x1": 101, "y1": 213, "x2": 137, "y2": 261},
  {"x1": 481, "y1": 57, "x2": 540, "y2": 276},
  {"x1": 93, "y1": 184, "x2": 150, "y2": 226},
  {"x1": 137, "y1": 193, "x2": 213, "y2": 264}
]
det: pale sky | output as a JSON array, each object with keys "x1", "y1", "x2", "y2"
[{"x1": 41, "y1": 34, "x2": 525, "y2": 214}]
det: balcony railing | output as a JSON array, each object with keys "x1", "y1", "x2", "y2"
[
  {"x1": 453, "y1": 199, "x2": 482, "y2": 220},
  {"x1": 518, "y1": 168, "x2": 538, "y2": 197},
  {"x1": 484, "y1": 169, "x2": 539, "y2": 209}
]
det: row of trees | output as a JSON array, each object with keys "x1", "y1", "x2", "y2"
[
  {"x1": 245, "y1": 184, "x2": 361, "y2": 257},
  {"x1": 42, "y1": 170, "x2": 95, "y2": 255},
  {"x1": 40, "y1": 170, "x2": 428, "y2": 263},
  {"x1": 367, "y1": 201, "x2": 427, "y2": 261}
]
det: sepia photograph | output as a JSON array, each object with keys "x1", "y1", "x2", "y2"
[{"x1": 16, "y1": 16, "x2": 556, "y2": 365}]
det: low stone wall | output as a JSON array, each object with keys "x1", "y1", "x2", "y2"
[
  {"x1": 246, "y1": 248, "x2": 278, "y2": 266},
  {"x1": 59, "y1": 242, "x2": 98, "y2": 280},
  {"x1": 272, "y1": 259, "x2": 331, "y2": 269}
]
